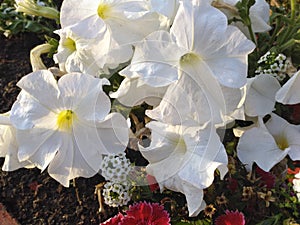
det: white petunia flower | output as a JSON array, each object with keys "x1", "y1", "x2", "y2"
[
  {"x1": 140, "y1": 121, "x2": 228, "y2": 216},
  {"x1": 211, "y1": 0, "x2": 271, "y2": 34},
  {"x1": 0, "y1": 113, "x2": 33, "y2": 171},
  {"x1": 60, "y1": 0, "x2": 163, "y2": 45},
  {"x1": 54, "y1": 25, "x2": 132, "y2": 76},
  {"x1": 121, "y1": 0, "x2": 255, "y2": 88},
  {"x1": 10, "y1": 70, "x2": 129, "y2": 187},
  {"x1": 276, "y1": 70, "x2": 300, "y2": 104},
  {"x1": 244, "y1": 74, "x2": 281, "y2": 117},
  {"x1": 237, "y1": 113, "x2": 300, "y2": 171},
  {"x1": 120, "y1": 0, "x2": 254, "y2": 124}
]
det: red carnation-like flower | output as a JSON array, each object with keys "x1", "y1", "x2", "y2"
[
  {"x1": 101, "y1": 213, "x2": 124, "y2": 225},
  {"x1": 121, "y1": 201, "x2": 170, "y2": 225},
  {"x1": 215, "y1": 210, "x2": 245, "y2": 225},
  {"x1": 100, "y1": 202, "x2": 170, "y2": 225}
]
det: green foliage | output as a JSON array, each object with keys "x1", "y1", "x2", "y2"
[{"x1": 0, "y1": 0, "x2": 58, "y2": 37}]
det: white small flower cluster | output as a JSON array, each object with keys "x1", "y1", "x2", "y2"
[
  {"x1": 102, "y1": 181, "x2": 131, "y2": 207},
  {"x1": 293, "y1": 171, "x2": 300, "y2": 202},
  {"x1": 101, "y1": 153, "x2": 132, "y2": 207},
  {"x1": 255, "y1": 51, "x2": 290, "y2": 81},
  {"x1": 101, "y1": 152, "x2": 131, "y2": 183}
]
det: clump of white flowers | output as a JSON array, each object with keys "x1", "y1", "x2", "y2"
[
  {"x1": 255, "y1": 51, "x2": 290, "y2": 81},
  {"x1": 100, "y1": 152, "x2": 131, "y2": 183},
  {"x1": 102, "y1": 181, "x2": 131, "y2": 207}
]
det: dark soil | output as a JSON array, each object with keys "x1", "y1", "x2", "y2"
[{"x1": 0, "y1": 33, "x2": 115, "y2": 225}]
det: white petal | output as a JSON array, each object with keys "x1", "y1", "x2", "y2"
[
  {"x1": 245, "y1": 75, "x2": 281, "y2": 117},
  {"x1": 16, "y1": 70, "x2": 60, "y2": 110},
  {"x1": 48, "y1": 134, "x2": 97, "y2": 187},
  {"x1": 249, "y1": 0, "x2": 271, "y2": 33},
  {"x1": 265, "y1": 113, "x2": 300, "y2": 160},
  {"x1": 110, "y1": 77, "x2": 167, "y2": 107},
  {"x1": 73, "y1": 113, "x2": 128, "y2": 172},
  {"x1": 160, "y1": 175, "x2": 206, "y2": 217},
  {"x1": 11, "y1": 91, "x2": 58, "y2": 130},
  {"x1": 0, "y1": 125, "x2": 33, "y2": 171},
  {"x1": 276, "y1": 70, "x2": 300, "y2": 104},
  {"x1": 58, "y1": 73, "x2": 111, "y2": 121},
  {"x1": 120, "y1": 30, "x2": 183, "y2": 87},
  {"x1": 204, "y1": 26, "x2": 255, "y2": 88},
  {"x1": 237, "y1": 124, "x2": 288, "y2": 171},
  {"x1": 147, "y1": 61, "x2": 226, "y2": 125},
  {"x1": 60, "y1": 0, "x2": 99, "y2": 27}
]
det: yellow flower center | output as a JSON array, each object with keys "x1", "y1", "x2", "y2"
[
  {"x1": 180, "y1": 52, "x2": 201, "y2": 66},
  {"x1": 57, "y1": 110, "x2": 77, "y2": 132},
  {"x1": 97, "y1": 3, "x2": 111, "y2": 19},
  {"x1": 63, "y1": 38, "x2": 76, "y2": 52},
  {"x1": 275, "y1": 135, "x2": 289, "y2": 150}
]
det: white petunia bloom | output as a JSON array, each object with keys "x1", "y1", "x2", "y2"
[
  {"x1": 276, "y1": 70, "x2": 300, "y2": 104},
  {"x1": 139, "y1": 121, "x2": 228, "y2": 216},
  {"x1": 211, "y1": 0, "x2": 271, "y2": 34},
  {"x1": 53, "y1": 26, "x2": 97, "y2": 75},
  {"x1": 244, "y1": 74, "x2": 281, "y2": 117},
  {"x1": 54, "y1": 24, "x2": 132, "y2": 76},
  {"x1": 60, "y1": 0, "x2": 163, "y2": 45},
  {"x1": 121, "y1": 0, "x2": 255, "y2": 88},
  {"x1": 237, "y1": 113, "x2": 300, "y2": 171},
  {"x1": 120, "y1": 0, "x2": 254, "y2": 124},
  {"x1": 10, "y1": 70, "x2": 129, "y2": 187},
  {"x1": 0, "y1": 113, "x2": 33, "y2": 171}
]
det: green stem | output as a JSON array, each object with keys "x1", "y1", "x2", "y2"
[
  {"x1": 278, "y1": 38, "x2": 298, "y2": 52},
  {"x1": 247, "y1": 23, "x2": 257, "y2": 46},
  {"x1": 279, "y1": 0, "x2": 297, "y2": 45}
]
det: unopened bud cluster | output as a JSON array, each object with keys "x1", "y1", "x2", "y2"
[
  {"x1": 101, "y1": 152, "x2": 132, "y2": 207},
  {"x1": 255, "y1": 51, "x2": 290, "y2": 81}
]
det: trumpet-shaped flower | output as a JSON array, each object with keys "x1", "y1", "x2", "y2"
[
  {"x1": 211, "y1": 0, "x2": 271, "y2": 34},
  {"x1": 237, "y1": 114, "x2": 300, "y2": 171},
  {"x1": 120, "y1": 0, "x2": 254, "y2": 124},
  {"x1": 60, "y1": 0, "x2": 162, "y2": 45},
  {"x1": 244, "y1": 74, "x2": 281, "y2": 117},
  {"x1": 10, "y1": 70, "x2": 129, "y2": 187},
  {"x1": 0, "y1": 113, "x2": 33, "y2": 171},
  {"x1": 54, "y1": 24, "x2": 132, "y2": 76},
  {"x1": 121, "y1": 0, "x2": 255, "y2": 88},
  {"x1": 139, "y1": 121, "x2": 228, "y2": 216},
  {"x1": 276, "y1": 70, "x2": 300, "y2": 104}
]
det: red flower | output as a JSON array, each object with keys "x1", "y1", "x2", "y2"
[
  {"x1": 146, "y1": 175, "x2": 160, "y2": 192},
  {"x1": 121, "y1": 202, "x2": 170, "y2": 225},
  {"x1": 215, "y1": 210, "x2": 245, "y2": 225},
  {"x1": 255, "y1": 167, "x2": 276, "y2": 189},
  {"x1": 100, "y1": 213, "x2": 124, "y2": 225}
]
